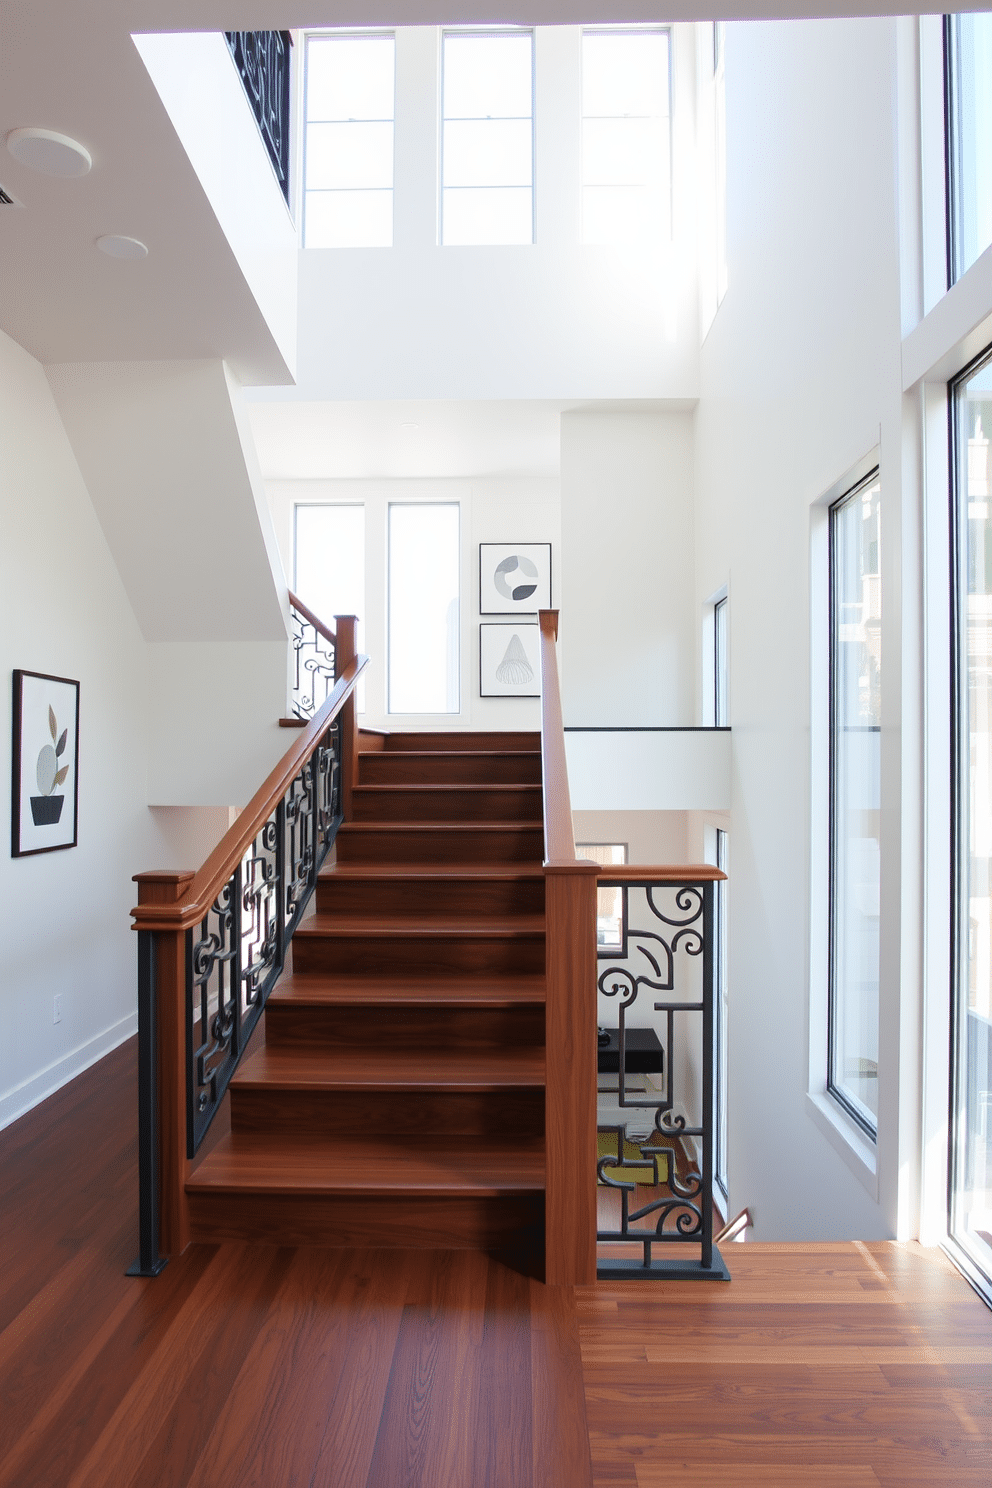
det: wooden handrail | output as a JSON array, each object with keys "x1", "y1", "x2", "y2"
[
  {"x1": 538, "y1": 610, "x2": 577, "y2": 865},
  {"x1": 132, "y1": 653, "x2": 367, "y2": 932},
  {"x1": 288, "y1": 588, "x2": 337, "y2": 649},
  {"x1": 595, "y1": 864, "x2": 727, "y2": 883}
]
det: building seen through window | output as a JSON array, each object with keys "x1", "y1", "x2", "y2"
[
  {"x1": 946, "y1": 12, "x2": 992, "y2": 283},
  {"x1": 828, "y1": 471, "x2": 881, "y2": 1137},
  {"x1": 950, "y1": 350, "x2": 992, "y2": 1292}
]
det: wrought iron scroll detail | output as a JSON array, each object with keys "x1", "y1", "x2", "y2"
[
  {"x1": 225, "y1": 31, "x2": 291, "y2": 202},
  {"x1": 596, "y1": 878, "x2": 726, "y2": 1279},
  {"x1": 291, "y1": 601, "x2": 336, "y2": 720},
  {"x1": 185, "y1": 717, "x2": 342, "y2": 1155}
]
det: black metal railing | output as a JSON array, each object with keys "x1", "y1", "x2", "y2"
[
  {"x1": 185, "y1": 717, "x2": 340, "y2": 1153},
  {"x1": 291, "y1": 598, "x2": 337, "y2": 721},
  {"x1": 595, "y1": 874, "x2": 729, "y2": 1280},
  {"x1": 225, "y1": 31, "x2": 291, "y2": 203}
]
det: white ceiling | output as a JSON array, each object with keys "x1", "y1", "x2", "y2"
[{"x1": 246, "y1": 397, "x2": 693, "y2": 479}]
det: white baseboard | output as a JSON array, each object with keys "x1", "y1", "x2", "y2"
[{"x1": 0, "y1": 1012, "x2": 137, "y2": 1133}]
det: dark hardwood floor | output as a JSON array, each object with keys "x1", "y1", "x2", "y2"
[{"x1": 1, "y1": 1038, "x2": 989, "y2": 1487}]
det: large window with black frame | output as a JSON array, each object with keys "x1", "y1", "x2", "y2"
[
  {"x1": 950, "y1": 347, "x2": 992, "y2": 1302},
  {"x1": 828, "y1": 469, "x2": 881, "y2": 1137}
]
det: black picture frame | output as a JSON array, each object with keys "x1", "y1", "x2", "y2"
[
  {"x1": 479, "y1": 542, "x2": 552, "y2": 615},
  {"x1": 11, "y1": 669, "x2": 80, "y2": 857},
  {"x1": 479, "y1": 623, "x2": 541, "y2": 698}
]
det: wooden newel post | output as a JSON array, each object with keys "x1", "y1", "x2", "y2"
[
  {"x1": 334, "y1": 615, "x2": 358, "y2": 821},
  {"x1": 538, "y1": 608, "x2": 599, "y2": 1285},
  {"x1": 544, "y1": 859, "x2": 599, "y2": 1285},
  {"x1": 132, "y1": 871, "x2": 194, "y2": 1263}
]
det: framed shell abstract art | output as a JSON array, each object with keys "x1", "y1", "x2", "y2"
[
  {"x1": 480, "y1": 624, "x2": 541, "y2": 698},
  {"x1": 11, "y1": 670, "x2": 80, "y2": 857}
]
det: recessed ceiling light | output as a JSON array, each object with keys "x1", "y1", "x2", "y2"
[
  {"x1": 6, "y1": 127, "x2": 92, "y2": 178},
  {"x1": 399, "y1": 421, "x2": 419, "y2": 431},
  {"x1": 96, "y1": 234, "x2": 148, "y2": 260}
]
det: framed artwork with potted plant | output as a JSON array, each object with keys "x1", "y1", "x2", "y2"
[{"x1": 11, "y1": 670, "x2": 79, "y2": 857}]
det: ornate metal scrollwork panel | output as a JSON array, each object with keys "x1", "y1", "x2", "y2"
[
  {"x1": 596, "y1": 879, "x2": 718, "y2": 1273},
  {"x1": 224, "y1": 31, "x2": 291, "y2": 200},
  {"x1": 241, "y1": 815, "x2": 281, "y2": 1009},
  {"x1": 188, "y1": 876, "x2": 240, "y2": 1153},
  {"x1": 181, "y1": 666, "x2": 347, "y2": 1156},
  {"x1": 290, "y1": 604, "x2": 336, "y2": 721}
]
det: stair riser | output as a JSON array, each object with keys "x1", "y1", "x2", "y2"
[
  {"x1": 314, "y1": 876, "x2": 545, "y2": 917},
  {"x1": 377, "y1": 732, "x2": 540, "y2": 753},
  {"x1": 292, "y1": 933, "x2": 545, "y2": 976},
  {"x1": 352, "y1": 787, "x2": 543, "y2": 823},
  {"x1": 189, "y1": 1191, "x2": 545, "y2": 1250},
  {"x1": 359, "y1": 753, "x2": 542, "y2": 785},
  {"x1": 230, "y1": 1087, "x2": 544, "y2": 1138},
  {"x1": 336, "y1": 826, "x2": 545, "y2": 864},
  {"x1": 264, "y1": 1002, "x2": 545, "y2": 1050}
]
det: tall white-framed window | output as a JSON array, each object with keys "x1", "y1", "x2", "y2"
[
  {"x1": 293, "y1": 503, "x2": 366, "y2": 710},
  {"x1": 828, "y1": 469, "x2": 882, "y2": 1139},
  {"x1": 303, "y1": 31, "x2": 395, "y2": 247},
  {"x1": 944, "y1": 12, "x2": 992, "y2": 285},
  {"x1": 441, "y1": 29, "x2": 534, "y2": 246},
  {"x1": 388, "y1": 502, "x2": 460, "y2": 714},
  {"x1": 948, "y1": 345, "x2": 992, "y2": 1304},
  {"x1": 581, "y1": 27, "x2": 671, "y2": 245}
]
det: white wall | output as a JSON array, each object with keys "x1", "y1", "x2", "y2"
[
  {"x1": 133, "y1": 30, "x2": 299, "y2": 382},
  {"x1": 693, "y1": 18, "x2": 909, "y2": 1239},
  {"x1": 287, "y1": 25, "x2": 699, "y2": 403},
  {"x1": 560, "y1": 409, "x2": 696, "y2": 726},
  {"x1": 0, "y1": 331, "x2": 155, "y2": 1126},
  {"x1": 45, "y1": 359, "x2": 294, "y2": 804},
  {"x1": 267, "y1": 474, "x2": 560, "y2": 731},
  {"x1": 567, "y1": 728, "x2": 730, "y2": 811}
]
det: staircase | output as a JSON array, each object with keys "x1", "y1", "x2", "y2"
[{"x1": 186, "y1": 730, "x2": 551, "y2": 1258}]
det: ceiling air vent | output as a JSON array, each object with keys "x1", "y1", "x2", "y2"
[{"x1": 0, "y1": 184, "x2": 22, "y2": 206}]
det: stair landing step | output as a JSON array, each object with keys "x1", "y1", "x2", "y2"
[
  {"x1": 232, "y1": 1044, "x2": 545, "y2": 1091},
  {"x1": 188, "y1": 1132, "x2": 544, "y2": 1196},
  {"x1": 294, "y1": 913, "x2": 545, "y2": 939},
  {"x1": 268, "y1": 972, "x2": 546, "y2": 1006}
]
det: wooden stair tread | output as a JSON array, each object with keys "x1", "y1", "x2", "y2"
[
  {"x1": 233, "y1": 1044, "x2": 545, "y2": 1090},
  {"x1": 294, "y1": 913, "x2": 545, "y2": 938},
  {"x1": 318, "y1": 862, "x2": 546, "y2": 880},
  {"x1": 188, "y1": 1132, "x2": 545, "y2": 1195},
  {"x1": 353, "y1": 783, "x2": 542, "y2": 794},
  {"x1": 338, "y1": 821, "x2": 543, "y2": 832},
  {"x1": 364, "y1": 750, "x2": 540, "y2": 760},
  {"x1": 269, "y1": 972, "x2": 546, "y2": 1006}
]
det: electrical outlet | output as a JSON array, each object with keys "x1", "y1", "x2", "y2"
[{"x1": 53, "y1": 994, "x2": 62, "y2": 1024}]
